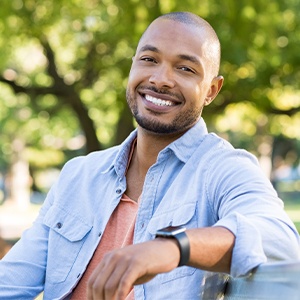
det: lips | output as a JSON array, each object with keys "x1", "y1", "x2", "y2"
[{"x1": 144, "y1": 94, "x2": 174, "y2": 106}]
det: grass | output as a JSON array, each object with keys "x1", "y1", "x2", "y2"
[
  {"x1": 282, "y1": 196, "x2": 300, "y2": 233},
  {"x1": 285, "y1": 209, "x2": 300, "y2": 233}
]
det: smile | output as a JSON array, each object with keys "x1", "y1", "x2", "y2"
[{"x1": 145, "y1": 94, "x2": 174, "y2": 107}]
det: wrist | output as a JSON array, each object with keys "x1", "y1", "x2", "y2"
[{"x1": 154, "y1": 237, "x2": 181, "y2": 268}]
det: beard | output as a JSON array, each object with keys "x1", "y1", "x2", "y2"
[{"x1": 126, "y1": 87, "x2": 203, "y2": 135}]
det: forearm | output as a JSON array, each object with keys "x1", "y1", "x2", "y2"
[
  {"x1": 86, "y1": 227, "x2": 235, "y2": 299},
  {"x1": 156, "y1": 226, "x2": 235, "y2": 273},
  {"x1": 186, "y1": 226, "x2": 235, "y2": 273}
]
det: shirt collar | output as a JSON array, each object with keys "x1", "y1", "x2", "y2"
[
  {"x1": 161, "y1": 118, "x2": 208, "y2": 163},
  {"x1": 107, "y1": 118, "x2": 208, "y2": 176},
  {"x1": 109, "y1": 129, "x2": 138, "y2": 177}
]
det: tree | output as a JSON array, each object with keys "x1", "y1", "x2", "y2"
[{"x1": 0, "y1": 0, "x2": 299, "y2": 193}]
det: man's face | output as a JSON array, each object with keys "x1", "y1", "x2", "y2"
[{"x1": 126, "y1": 18, "x2": 220, "y2": 135}]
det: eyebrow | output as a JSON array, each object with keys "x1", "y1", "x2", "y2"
[
  {"x1": 178, "y1": 54, "x2": 202, "y2": 67},
  {"x1": 139, "y1": 44, "x2": 160, "y2": 53}
]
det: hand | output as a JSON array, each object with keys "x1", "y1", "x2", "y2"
[{"x1": 87, "y1": 238, "x2": 180, "y2": 300}]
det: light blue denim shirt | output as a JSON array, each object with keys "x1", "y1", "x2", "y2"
[{"x1": 0, "y1": 118, "x2": 299, "y2": 299}]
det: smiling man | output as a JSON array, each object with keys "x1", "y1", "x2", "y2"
[
  {"x1": 0, "y1": 11, "x2": 299, "y2": 300},
  {"x1": 127, "y1": 15, "x2": 222, "y2": 136}
]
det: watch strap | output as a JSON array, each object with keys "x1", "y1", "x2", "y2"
[
  {"x1": 174, "y1": 231, "x2": 190, "y2": 267},
  {"x1": 155, "y1": 229, "x2": 190, "y2": 267}
]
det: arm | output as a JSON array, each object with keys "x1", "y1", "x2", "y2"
[
  {"x1": 0, "y1": 191, "x2": 53, "y2": 299},
  {"x1": 187, "y1": 226, "x2": 234, "y2": 272},
  {"x1": 209, "y1": 150, "x2": 300, "y2": 276},
  {"x1": 87, "y1": 226, "x2": 235, "y2": 300}
]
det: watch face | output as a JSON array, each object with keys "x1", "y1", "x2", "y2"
[{"x1": 156, "y1": 225, "x2": 186, "y2": 236}]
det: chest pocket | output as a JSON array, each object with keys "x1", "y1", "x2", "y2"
[
  {"x1": 147, "y1": 202, "x2": 198, "y2": 284},
  {"x1": 147, "y1": 202, "x2": 198, "y2": 234},
  {"x1": 43, "y1": 205, "x2": 93, "y2": 283}
]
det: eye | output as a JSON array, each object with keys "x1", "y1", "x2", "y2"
[
  {"x1": 140, "y1": 56, "x2": 156, "y2": 63},
  {"x1": 178, "y1": 66, "x2": 195, "y2": 73}
]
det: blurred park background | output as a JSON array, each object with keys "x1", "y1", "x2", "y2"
[{"x1": 0, "y1": 0, "x2": 300, "y2": 257}]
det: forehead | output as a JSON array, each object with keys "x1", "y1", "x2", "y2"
[{"x1": 137, "y1": 19, "x2": 207, "y2": 57}]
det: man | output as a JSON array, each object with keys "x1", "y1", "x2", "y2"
[{"x1": 0, "y1": 11, "x2": 299, "y2": 300}]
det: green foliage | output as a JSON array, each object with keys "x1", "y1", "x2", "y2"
[{"x1": 0, "y1": 0, "x2": 299, "y2": 173}]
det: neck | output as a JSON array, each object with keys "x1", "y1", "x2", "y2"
[
  {"x1": 124, "y1": 127, "x2": 185, "y2": 201},
  {"x1": 134, "y1": 127, "x2": 185, "y2": 172}
]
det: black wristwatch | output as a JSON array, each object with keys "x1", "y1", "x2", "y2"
[{"x1": 155, "y1": 225, "x2": 190, "y2": 267}]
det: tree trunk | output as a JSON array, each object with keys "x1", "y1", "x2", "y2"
[
  {"x1": 66, "y1": 93, "x2": 100, "y2": 153},
  {"x1": 9, "y1": 139, "x2": 31, "y2": 209},
  {"x1": 114, "y1": 103, "x2": 135, "y2": 145}
]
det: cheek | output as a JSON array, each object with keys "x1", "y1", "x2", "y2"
[
  {"x1": 194, "y1": 85, "x2": 204, "y2": 97},
  {"x1": 193, "y1": 85, "x2": 208, "y2": 104},
  {"x1": 184, "y1": 85, "x2": 204, "y2": 106},
  {"x1": 127, "y1": 71, "x2": 135, "y2": 87},
  {"x1": 129, "y1": 64, "x2": 147, "y2": 81},
  {"x1": 127, "y1": 70, "x2": 143, "y2": 92}
]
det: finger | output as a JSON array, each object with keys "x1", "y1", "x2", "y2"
[
  {"x1": 103, "y1": 260, "x2": 133, "y2": 300},
  {"x1": 114, "y1": 264, "x2": 148, "y2": 300},
  {"x1": 87, "y1": 251, "x2": 133, "y2": 300},
  {"x1": 87, "y1": 254, "x2": 116, "y2": 300}
]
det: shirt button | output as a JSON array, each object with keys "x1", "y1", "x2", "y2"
[
  {"x1": 116, "y1": 188, "x2": 122, "y2": 194},
  {"x1": 56, "y1": 222, "x2": 62, "y2": 229}
]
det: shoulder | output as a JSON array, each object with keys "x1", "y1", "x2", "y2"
[
  {"x1": 60, "y1": 145, "x2": 120, "y2": 178},
  {"x1": 198, "y1": 133, "x2": 266, "y2": 187},
  {"x1": 44, "y1": 145, "x2": 122, "y2": 210},
  {"x1": 204, "y1": 133, "x2": 259, "y2": 166}
]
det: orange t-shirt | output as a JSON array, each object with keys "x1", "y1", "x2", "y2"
[{"x1": 71, "y1": 194, "x2": 138, "y2": 299}]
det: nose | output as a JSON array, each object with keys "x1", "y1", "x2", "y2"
[{"x1": 149, "y1": 64, "x2": 175, "y2": 89}]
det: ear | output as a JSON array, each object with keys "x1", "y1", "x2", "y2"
[{"x1": 204, "y1": 75, "x2": 224, "y2": 106}]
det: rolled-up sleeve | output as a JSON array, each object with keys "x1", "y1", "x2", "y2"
[
  {"x1": 208, "y1": 148, "x2": 300, "y2": 277},
  {"x1": 215, "y1": 212, "x2": 267, "y2": 277}
]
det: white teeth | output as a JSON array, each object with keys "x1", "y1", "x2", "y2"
[{"x1": 145, "y1": 94, "x2": 173, "y2": 106}]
